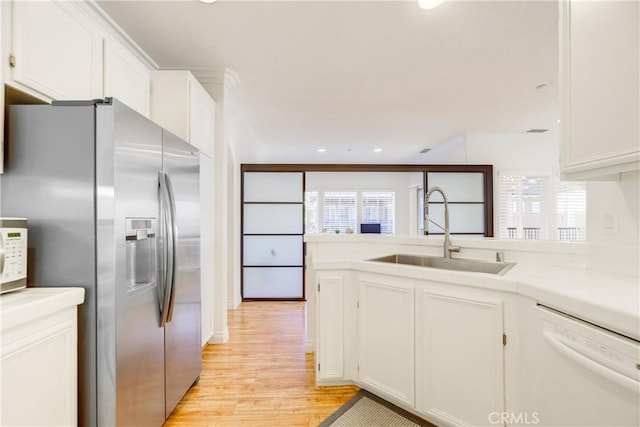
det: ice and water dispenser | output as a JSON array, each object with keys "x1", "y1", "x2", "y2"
[{"x1": 125, "y1": 217, "x2": 157, "y2": 294}]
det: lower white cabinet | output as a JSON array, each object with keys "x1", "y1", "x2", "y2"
[
  {"x1": 316, "y1": 273, "x2": 345, "y2": 382},
  {"x1": 358, "y1": 274, "x2": 415, "y2": 407},
  {"x1": 416, "y1": 287, "x2": 505, "y2": 426},
  {"x1": 1, "y1": 288, "x2": 85, "y2": 426}
]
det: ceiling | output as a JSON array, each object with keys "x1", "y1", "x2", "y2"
[{"x1": 97, "y1": 0, "x2": 559, "y2": 164}]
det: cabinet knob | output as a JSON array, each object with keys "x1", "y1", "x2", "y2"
[{"x1": 270, "y1": 249, "x2": 276, "y2": 256}]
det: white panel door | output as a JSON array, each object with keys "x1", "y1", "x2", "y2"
[
  {"x1": 416, "y1": 289, "x2": 504, "y2": 426},
  {"x1": 11, "y1": 1, "x2": 101, "y2": 100},
  {"x1": 104, "y1": 39, "x2": 150, "y2": 117},
  {"x1": 561, "y1": 0, "x2": 640, "y2": 178},
  {"x1": 188, "y1": 76, "x2": 216, "y2": 157},
  {"x1": 316, "y1": 274, "x2": 344, "y2": 382},
  {"x1": 199, "y1": 154, "x2": 214, "y2": 346},
  {"x1": 358, "y1": 275, "x2": 414, "y2": 407}
]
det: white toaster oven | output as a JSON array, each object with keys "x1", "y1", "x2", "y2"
[{"x1": 0, "y1": 218, "x2": 27, "y2": 294}]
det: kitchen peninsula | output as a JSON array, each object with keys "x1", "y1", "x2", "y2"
[{"x1": 305, "y1": 233, "x2": 640, "y2": 427}]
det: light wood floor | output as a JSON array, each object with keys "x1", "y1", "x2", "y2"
[{"x1": 165, "y1": 302, "x2": 359, "y2": 426}]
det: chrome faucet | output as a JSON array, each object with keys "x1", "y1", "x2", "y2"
[{"x1": 424, "y1": 186, "x2": 460, "y2": 259}]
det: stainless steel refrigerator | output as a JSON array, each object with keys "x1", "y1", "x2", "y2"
[{"x1": 1, "y1": 98, "x2": 201, "y2": 426}]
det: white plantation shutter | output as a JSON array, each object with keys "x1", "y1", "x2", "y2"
[
  {"x1": 362, "y1": 191, "x2": 395, "y2": 234},
  {"x1": 556, "y1": 182, "x2": 587, "y2": 241},
  {"x1": 305, "y1": 191, "x2": 319, "y2": 233},
  {"x1": 323, "y1": 192, "x2": 357, "y2": 233},
  {"x1": 499, "y1": 173, "x2": 587, "y2": 241},
  {"x1": 498, "y1": 174, "x2": 551, "y2": 240}
]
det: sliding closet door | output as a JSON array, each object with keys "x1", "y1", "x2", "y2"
[{"x1": 242, "y1": 172, "x2": 304, "y2": 300}]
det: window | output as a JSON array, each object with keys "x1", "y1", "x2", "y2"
[
  {"x1": 323, "y1": 192, "x2": 357, "y2": 234},
  {"x1": 557, "y1": 182, "x2": 587, "y2": 241},
  {"x1": 362, "y1": 191, "x2": 395, "y2": 234},
  {"x1": 304, "y1": 191, "x2": 319, "y2": 233},
  {"x1": 498, "y1": 173, "x2": 586, "y2": 241}
]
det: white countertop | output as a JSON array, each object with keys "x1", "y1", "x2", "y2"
[
  {"x1": 1, "y1": 287, "x2": 85, "y2": 330},
  {"x1": 508, "y1": 263, "x2": 639, "y2": 341},
  {"x1": 312, "y1": 258, "x2": 640, "y2": 341}
]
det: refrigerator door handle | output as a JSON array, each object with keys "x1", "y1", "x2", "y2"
[
  {"x1": 164, "y1": 171, "x2": 179, "y2": 323},
  {"x1": 159, "y1": 172, "x2": 174, "y2": 327}
]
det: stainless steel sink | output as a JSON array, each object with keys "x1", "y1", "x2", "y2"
[{"x1": 368, "y1": 254, "x2": 515, "y2": 276}]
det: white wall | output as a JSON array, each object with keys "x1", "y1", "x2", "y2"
[
  {"x1": 586, "y1": 171, "x2": 640, "y2": 278},
  {"x1": 422, "y1": 130, "x2": 639, "y2": 279},
  {"x1": 306, "y1": 172, "x2": 414, "y2": 235}
]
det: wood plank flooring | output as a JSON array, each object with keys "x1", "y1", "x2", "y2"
[{"x1": 164, "y1": 301, "x2": 359, "y2": 426}]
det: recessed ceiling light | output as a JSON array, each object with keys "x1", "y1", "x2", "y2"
[
  {"x1": 317, "y1": 148, "x2": 326, "y2": 153},
  {"x1": 373, "y1": 148, "x2": 383, "y2": 153},
  {"x1": 199, "y1": 0, "x2": 216, "y2": 3},
  {"x1": 418, "y1": 0, "x2": 444, "y2": 10}
]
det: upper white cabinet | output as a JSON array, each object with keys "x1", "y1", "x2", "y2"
[
  {"x1": 104, "y1": 39, "x2": 150, "y2": 117},
  {"x1": 560, "y1": 0, "x2": 640, "y2": 179},
  {"x1": 8, "y1": 1, "x2": 102, "y2": 100},
  {"x1": 150, "y1": 71, "x2": 216, "y2": 157}
]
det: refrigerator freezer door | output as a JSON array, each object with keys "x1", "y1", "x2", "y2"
[
  {"x1": 162, "y1": 130, "x2": 202, "y2": 418},
  {"x1": 101, "y1": 100, "x2": 166, "y2": 427},
  {"x1": 4, "y1": 104, "x2": 98, "y2": 427}
]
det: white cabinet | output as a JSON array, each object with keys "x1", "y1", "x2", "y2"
[
  {"x1": 1, "y1": 287, "x2": 85, "y2": 427},
  {"x1": 358, "y1": 274, "x2": 414, "y2": 407},
  {"x1": 415, "y1": 287, "x2": 504, "y2": 427},
  {"x1": 104, "y1": 39, "x2": 150, "y2": 117},
  {"x1": 316, "y1": 273, "x2": 345, "y2": 383},
  {"x1": 8, "y1": 0, "x2": 102, "y2": 100},
  {"x1": 560, "y1": 0, "x2": 640, "y2": 179},
  {"x1": 200, "y1": 154, "x2": 214, "y2": 346},
  {"x1": 150, "y1": 70, "x2": 216, "y2": 157}
]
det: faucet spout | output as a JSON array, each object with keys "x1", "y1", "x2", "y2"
[{"x1": 424, "y1": 186, "x2": 460, "y2": 259}]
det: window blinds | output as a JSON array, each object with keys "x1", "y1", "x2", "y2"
[
  {"x1": 361, "y1": 191, "x2": 395, "y2": 234},
  {"x1": 498, "y1": 174, "x2": 586, "y2": 241},
  {"x1": 323, "y1": 192, "x2": 357, "y2": 233}
]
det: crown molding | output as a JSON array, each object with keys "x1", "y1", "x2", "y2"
[
  {"x1": 189, "y1": 68, "x2": 240, "y2": 89},
  {"x1": 79, "y1": 0, "x2": 159, "y2": 70}
]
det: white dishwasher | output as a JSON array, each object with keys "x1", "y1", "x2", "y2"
[{"x1": 522, "y1": 304, "x2": 640, "y2": 427}]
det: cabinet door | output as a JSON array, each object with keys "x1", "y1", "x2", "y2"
[
  {"x1": 561, "y1": 0, "x2": 640, "y2": 178},
  {"x1": 11, "y1": 0, "x2": 101, "y2": 100},
  {"x1": 316, "y1": 274, "x2": 344, "y2": 383},
  {"x1": 358, "y1": 275, "x2": 414, "y2": 407},
  {"x1": 104, "y1": 39, "x2": 150, "y2": 117},
  {"x1": 416, "y1": 289, "x2": 504, "y2": 426},
  {"x1": 1, "y1": 309, "x2": 78, "y2": 426},
  {"x1": 200, "y1": 154, "x2": 214, "y2": 346},
  {"x1": 188, "y1": 76, "x2": 216, "y2": 157}
]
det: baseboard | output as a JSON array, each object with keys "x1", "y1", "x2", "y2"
[
  {"x1": 208, "y1": 327, "x2": 229, "y2": 344},
  {"x1": 305, "y1": 339, "x2": 315, "y2": 354}
]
